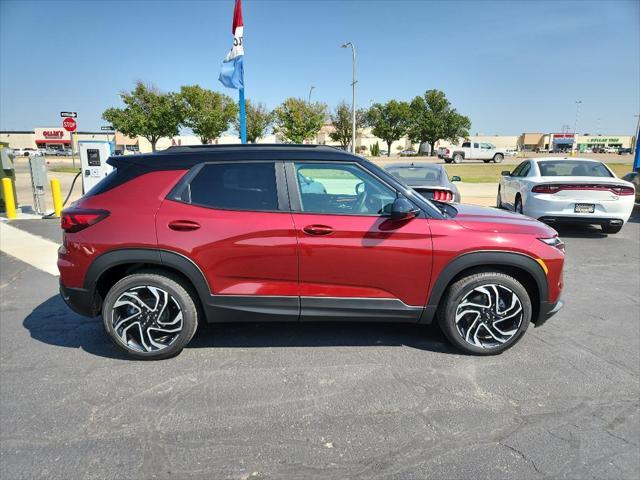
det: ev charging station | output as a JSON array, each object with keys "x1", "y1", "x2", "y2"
[{"x1": 78, "y1": 141, "x2": 114, "y2": 192}]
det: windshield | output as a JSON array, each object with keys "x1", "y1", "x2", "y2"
[
  {"x1": 386, "y1": 165, "x2": 442, "y2": 182},
  {"x1": 537, "y1": 160, "x2": 613, "y2": 177}
]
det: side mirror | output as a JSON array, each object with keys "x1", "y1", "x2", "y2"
[
  {"x1": 501, "y1": 170, "x2": 511, "y2": 176},
  {"x1": 451, "y1": 175, "x2": 461, "y2": 182},
  {"x1": 390, "y1": 197, "x2": 420, "y2": 221}
]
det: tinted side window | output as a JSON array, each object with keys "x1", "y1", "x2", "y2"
[
  {"x1": 511, "y1": 161, "x2": 527, "y2": 177},
  {"x1": 518, "y1": 162, "x2": 531, "y2": 177},
  {"x1": 187, "y1": 162, "x2": 278, "y2": 211}
]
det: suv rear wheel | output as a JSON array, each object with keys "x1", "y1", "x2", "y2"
[
  {"x1": 102, "y1": 272, "x2": 199, "y2": 360},
  {"x1": 493, "y1": 153, "x2": 504, "y2": 163},
  {"x1": 453, "y1": 153, "x2": 464, "y2": 164},
  {"x1": 438, "y1": 272, "x2": 532, "y2": 355}
]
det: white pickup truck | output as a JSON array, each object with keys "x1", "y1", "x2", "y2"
[{"x1": 441, "y1": 141, "x2": 506, "y2": 164}]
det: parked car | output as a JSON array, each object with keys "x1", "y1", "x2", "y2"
[
  {"x1": 497, "y1": 157, "x2": 635, "y2": 234},
  {"x1": 621, "y1": 170, "x2": 640, "y2": 203},
  {"x1": 618, "y1": 148, "x2": 632, "y2": 155},
  {"x1": 385, "y1": 162, "x2": 461, "y2": 202},
  {"x1": 399, "y1": 149, "x2": 417, "y2": 156},
  {"x1": 59, "y1": 144, "x2": 565, "y2": 359},
  {"x1": 504, "y1": 149, "x2": 518, "y2": 157},
  {"x1": 13, "y1": 147, "x2": 40, "y2": 157},
  {"x1": 604, "y1": 146, "x2": 619, "y2": 154},
  {"x1": 441, "y1": 141, "x2": 506, "y2": 164}
]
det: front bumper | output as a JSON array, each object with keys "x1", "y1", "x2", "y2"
[
  {"x1": 60, "y1": 282, "x2": 99, "y2": 318},
  {"x1": 535, "y1": 298, "x2": 564, "y2": 327}
]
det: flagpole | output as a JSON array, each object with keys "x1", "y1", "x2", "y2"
[{"x1": 239, "y1": 88, "x2": 247, "y2": 144}]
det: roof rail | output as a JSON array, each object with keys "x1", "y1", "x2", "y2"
[{"x1": 164, "y1": 143, "x2": 339, "y2": 152}]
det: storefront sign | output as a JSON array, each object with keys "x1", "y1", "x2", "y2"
[
  {"x1": 42, "y1": 130, "x2": 65, "y2": 138},
  {"x1": 587, "y1": 138, "x2": 619, "y2": 143}
]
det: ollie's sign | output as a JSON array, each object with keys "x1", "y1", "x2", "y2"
[{"x1": 63, "y1": 117, "x2": 77, "y2": 132}]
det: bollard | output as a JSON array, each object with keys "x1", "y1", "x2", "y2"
[
  {"x1": 1, "y1": 177, "x2": 16, "y2": 219},
  {"x1": 51, "y1": 178, "x2": 63, "y2": 217}
]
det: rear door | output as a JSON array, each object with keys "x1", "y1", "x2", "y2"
[
  {"x1": 286, "y1": 161, "x2": 432, "y2": 322},
  {"x1": 156, "y1": 160, "x2": 299, "y2": 320}
]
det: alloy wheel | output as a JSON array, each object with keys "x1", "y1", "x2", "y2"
[
  {"x1": 454, "y1": 284, "x2": 523, "y2": 349},
  {"x1": 111, "y1": 285, "x2": 184, "y2": 353}
]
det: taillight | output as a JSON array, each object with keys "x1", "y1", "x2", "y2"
[
  {"x1": 432, "y1": 190, "x2": 453, "y2": 202},
  {"x1": 611, "y1": 185, "x2": 635, "y2": 195},
  {"x1": 532, "y1": 184, "x2": 561, "y2": 194},
  {"x1": 61, "y1": 208, "x2": 109, "y2": 233},
  {"x1": 532, "y1": 184, "x2": 635, "y2": 195}
]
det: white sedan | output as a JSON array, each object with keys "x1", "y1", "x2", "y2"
[{"x1": 497, "y1": 158, "x2": 635, "y2": 234}]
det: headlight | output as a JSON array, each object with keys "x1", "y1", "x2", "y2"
[{"x1": 539, "y1": 236, "x2": 565, "y2": 253}]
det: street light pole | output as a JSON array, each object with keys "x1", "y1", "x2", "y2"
[
  {"x1": 308, "y1": 86, "x2": 315, "y2": 104},
  {"x1": 341, "y1": 42, "x2": 356, "y2": 153},
  {"x1": 573, "y1": 100, "x2": 582, "y2": 155}
]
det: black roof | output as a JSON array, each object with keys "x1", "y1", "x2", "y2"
[{"x1": 108, "y1": 144, "x2": 360, "y2": 170}]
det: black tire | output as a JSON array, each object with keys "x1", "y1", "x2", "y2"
[
  {"x1": 496, "y1": 187, "x2": 503, "y2": 208},
  {"x1": 483, "y1": 160, "x2": 491, "y2": 163},
  {"x1": 437, "y1": 272, "x2": 532, "y2": 355},
  {"x1": 515, "y1": 195, "x2": 523, "y2": 214},
  {"x1": 453, "y1": 153, "x2": 463, "y2": 164},
  {"x1": 493, "y1": 153, "x2": 504, "y2": 163},
  {"x1": 601, "y1": 224, "x2": 623, "y2": 234},
  {"x1": 444, "y1": 158, "x2": 452, "y2": 164},
  {"x1": 102, "y1": 272, "x2": 199, "y2": 360}
]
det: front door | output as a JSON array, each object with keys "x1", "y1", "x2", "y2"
[
  {"x1": 287, "y1": 161, "x2": 433, "y2": 322},
  {"x1": 155, "y1": 160, "x2": 299, "y2": 320}
]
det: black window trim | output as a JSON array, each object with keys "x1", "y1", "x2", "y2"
[
  {"x1": 285, "y1": 160, "x2": 425, "y2": 218},
  {"x1": 166, "y1": 159, "x2": 290, "y2": 213}
]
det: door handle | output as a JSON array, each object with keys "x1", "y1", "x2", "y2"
[
  {"x1": 303, "y1": 224, "x2": 334, "y2": 236},
  {"x1": 168, "y1": 220, "x2": 201, "y2": 231}
]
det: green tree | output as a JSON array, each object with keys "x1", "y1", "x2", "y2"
[
  {"x1": 328, "y1": 101, "x2": 367, "y2": 150},
  {"x1": 407, "y1": 89, "x2": 471, "y2": 156},
  {"x1": 102, "y1": 81, "x2": 184, "y2": 151},
  {"x1": 273, "y1": 98, "x2": 327, "y2": 143},
  {"x1": 366, "y1": 100, "x2": 411, "y2": 157},
  {"x1": 180, "y1": 85, "x2": 237, "y2": 144},
  {"x1": 236, "y1": 100, "x2": 274, "y2": 143}
]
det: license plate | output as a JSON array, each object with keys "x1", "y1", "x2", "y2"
[{"x1": 574, "y1": 203, "x2": 595, "y2": 213}]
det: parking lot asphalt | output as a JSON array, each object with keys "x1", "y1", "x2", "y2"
[{"x1": 1, "y1": 211, "x2": 639, "y2": 479}]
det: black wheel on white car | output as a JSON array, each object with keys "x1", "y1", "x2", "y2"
[
  {"x1": 438, "y1": 272, "x2": 532, "y2": 355},
  {"x1": 102, "y1": 272, "x2": 199, "y2": 360},
  {"x1": 496, "y1": 188, "x2": 503, "y2": 208},
  {"x1": 514, "y1": 195, "x2": 523, "y2": 214},
  {"x1": 453, "y1": 153, "x2": 463, "y2": 164},
  {"x1": 493, "y1": 153, "x2": 504, "y2": 163},
  {"x1": 601, "y1": 224, "x2": 623, "y2": 234}
]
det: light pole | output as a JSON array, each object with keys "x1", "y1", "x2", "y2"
[
  {"x1": 572, "y1": 100, "x2": 582, "y2": 155},
  {"x1": 308, "y1": 86, "x2": 315, "y2": 104},
  {"x1": 341, "y1": 42, "x2": 356, "y2": 153}
]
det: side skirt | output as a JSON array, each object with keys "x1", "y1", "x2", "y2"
[{"x1": 202, "y1": 295, "x2": 424, "y2": 323}]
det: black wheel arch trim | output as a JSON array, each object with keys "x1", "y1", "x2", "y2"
[
  {"x1": 83, "y1": 248, "x2": 212, "y2": 305},
  {"x1": 419, "y1": 250, "x2": 548, "y2": 324}
]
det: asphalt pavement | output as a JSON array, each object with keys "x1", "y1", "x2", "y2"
[{"x1": 0, "y1": 211, "x2": 638, "y2": 479}]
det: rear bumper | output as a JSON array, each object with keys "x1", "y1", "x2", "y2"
[
  {"x1": 538, "y1": 216, "x2": 624, "y2": 227},
  {"x1": 536, "y1": 298, "x2": 564, "y2": 327},
  {"x1": 60, "y1": 281, "x2": 99, "y2": 318}
]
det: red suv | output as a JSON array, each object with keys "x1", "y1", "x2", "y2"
[{"x1": 58, "y1": 145, "x2": 565, "y2": 359}]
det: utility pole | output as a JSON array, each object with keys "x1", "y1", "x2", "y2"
[
  {"x1": 341, "y1": 42, "x2": 356, "y2": 153},
  {"x1": 572, "y1": 100, "x2": 582, "y2": 155},
  {"x1": 308, "y1": 86, "x2": 315, "y2": 104}
]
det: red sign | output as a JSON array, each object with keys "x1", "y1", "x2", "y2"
[
  {"x1": 43, "y1": 130, "x2": 64, "y2": 138},
  {"x1": 63, "y1": 117, "x2": 77, "y2": 132}
]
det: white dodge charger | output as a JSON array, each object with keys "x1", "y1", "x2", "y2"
[{"x1": 497, "y1": 158, "x2": 636, "y2": 234}]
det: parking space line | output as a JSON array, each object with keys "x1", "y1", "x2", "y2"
[{"x1": 0, "y1": 222, "x2": 59, "y2": 276}]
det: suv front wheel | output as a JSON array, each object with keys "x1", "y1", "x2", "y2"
[
  {"x1": 102, "y1": 272, "x2": 199, "y2": 359},
  {"x1": 438, "y1": 272, "x2": 532, "y2": 355}
]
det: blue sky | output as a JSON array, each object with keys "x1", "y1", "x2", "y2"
[{"x1": 1, "y1": 0, "x2": 638, "y2": 135}]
